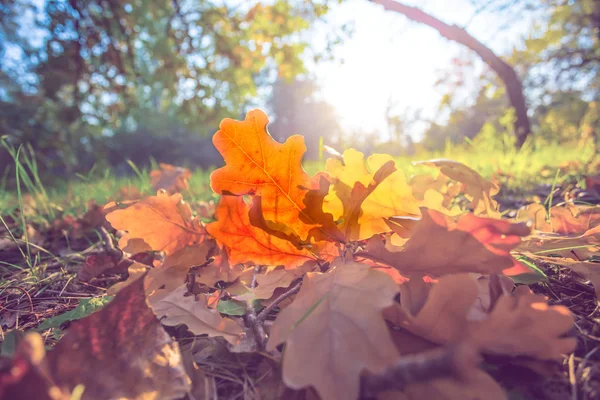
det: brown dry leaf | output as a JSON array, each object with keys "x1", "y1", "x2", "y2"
[
  {"x1": 0, "y1": 275, "x2": 191, "y2": 400},
  {"x1": 77, "y1": 253, "x2": 127, "y2": 282},
  {"x1": 150, "y1": 163, "x2": 192, "y2": 194},
  {"x1": 414, "y1": 159, "x2": 500, "y2": 217},
  {"x1": 254, "y1": 263, "x2": 315, "y2": 299},
  {"x1": 517, "y1": 203, "x2": 600, "y2": 235},
  {"x1": 210, "y1": 109, "x2": 318, "y2": 239},
  {"x1": 151, "y1": 284, "x2": 244, "y2": 345},
  {"x1": 466, "y1": 274, "x2": 514, "y2": 321},
  {"x1": 468, "y1": 287, "x2": 576, "y2": 360},
  {"x1": 384, "y1": 274, "x2": 479, "y2": 344},
  {"x1": 267, "y1": 261, "x2": 400, "y2": 400},
  {"x1": 323, "y1": 149, "x2": 420, "y2": 241},
  {"x1": 254, "y1": 268, "x2": 298, "y2": 299},
  {"x1": 567, "y1": 261, "x2": 600, "y2": 300},
  {"x1": 379, "y1": 370, "x2": 506, "y2": 400},
  {"x1": 386, "y1": 275, "x2": 575, "y2": 361},
  {"x1": 145, "y1": 243, "x2": 212, "y2": 302},
  {"x1": 105, "y1": 191, "x2": 206, "y2": 256},
  {"x1": 365, "y1": 208, "x2": 531, "y2": 277},
  {"x1": 206, "y1": 195, "x2": 319, "y2": 269},
  {"x1": 106, "y1": 261, "x2": 149, "y2": 296},
  {"x1": 194, "y1": 252, "x2": 247, "y2": 287},
  {"x1": 518, "y1": 224, "x2": 600, "y2": 260}
]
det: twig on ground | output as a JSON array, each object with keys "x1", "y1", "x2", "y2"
[
  {"x1": 0, "y1": 285, "x2": 37, "y2": 320},
  {"x1": 256, "y1": 280, "x2": 302, "y2": 323},
  {"x1": 99, "y1": 226, "x2": 122, "y2": 259},
  {"x1": 360, "y1": 341, "x2": 481, "y2": 398},
  {"x1": 244, "y1": 266, "x2": 268, "y2": 350}
]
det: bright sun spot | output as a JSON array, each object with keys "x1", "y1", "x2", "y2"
[{"x1": 314, "y1": 0, "x2": 534, "y2": 141}]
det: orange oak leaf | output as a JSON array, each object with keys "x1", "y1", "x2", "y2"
[
  {"x1": 210, "y1": 109, "x2": 317, "y2": 238},
  {"x1": 266, "y1": 261, "x2": 400, "y2": 400},
  {"x1": 150, "y1": 163, "x2": 192, "y2": 194},
  {"x1": 206, "y1": 195, "x2": 319, "y2": 269},
  {"x1": 323, "y1": 149, "x2": 420, "y2": 241},
  {"x1": 105, "y1": 191, "x2": 206, "y2": 256},
  {"x1": 364, "y1": 208, "x2": 531, "y2": 277},
  {"x1": 414, "y1": 159, "x2": 500, "y2": 218}
]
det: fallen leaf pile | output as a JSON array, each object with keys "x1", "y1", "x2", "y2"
[{"x1": 6, "y1": 109, "x2": 600, "y2": 399}]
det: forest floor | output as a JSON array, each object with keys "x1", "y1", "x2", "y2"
[{"x1": 1, "y1": 142, "x2": 600, "y2": 399}]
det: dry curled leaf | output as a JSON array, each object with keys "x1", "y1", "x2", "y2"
[
  {"x1": 517, "y1": 203, "x2": 600, "y2": 235},
  {"x1": 210, "y1": 109, "x2": 318, "y2": 239},
  {"x1": 468, "y1": 287, "x2": 576, "y2": 360},
  {"x1": 150, "y1": 163, "x2": 192, "y2": 194},
  {"x1": 254, "y1": 266, "x2": 306, "y2": 300},
  {"x1": 267, "y1": 261, "x2": 400, "y2": 400},
  {"x1": 105, "y1": 191, "x2": 206, "y2": 256},
  {"x1": 77, "y1": 253, "x2": 126, "y2": 282},
  {"x1": 365, "y1": 208, "x2": 531, "y2": 277},
  {"x1": 151, "y1": 284, "x2": 244, "y2": 345},
  {"x1": 518, "y1": 224, "x2": 600, "y2": 260},
  {"x1": 145, "y1": 243, "x2": 212, "y2": 302},
  {"x1": 384, "y1": 274, "x2": 479, "y2": 344},
  {"x1": 382, "y1": 370, "x2": 506, "y2": 400},
  {"x1": 385, "y1": 275, "x2": 575, "y2": 360},
  {"x1": 415, "y1": 159, "x2": 500, "y2": 217}
]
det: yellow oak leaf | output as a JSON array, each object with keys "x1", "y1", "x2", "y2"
[
  {"x1": 323, "y1": 149, "x2": 419, "y2": 241},
  {"x1": 415, "y1": 159, "x2": 500, "y2": 218}
]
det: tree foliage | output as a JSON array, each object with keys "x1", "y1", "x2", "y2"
[{"x1": 0, "y1": 0, "x2": 334, "y2": 173}]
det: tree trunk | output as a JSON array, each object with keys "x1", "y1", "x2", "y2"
[{"x1": 371, "y1": 0, "x2": 532, "y2": 148}]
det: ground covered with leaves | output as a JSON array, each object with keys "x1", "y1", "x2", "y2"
[{"x1": 1, "y1": 109, "x2": 600, "y2": 400}]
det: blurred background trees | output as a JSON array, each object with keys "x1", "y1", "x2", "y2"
[
  {"x1": 420, "y1": 0, "x2": 600, "y2": 150},
  {"x1": 0, "y1": 0, "x2": 336, "y2": 174},
  {"x1": 1, "y1": 0, "x2": 599, "y2": 180}
]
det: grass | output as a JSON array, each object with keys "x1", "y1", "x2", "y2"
[{"x1": 1, "y1": 138, "x2": 597, "y2": 221}]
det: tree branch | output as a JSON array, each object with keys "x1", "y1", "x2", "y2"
[
  {"x1": 257, "y1": 280, "x2": 303, "y2": 323},
  {"x1": 370, "y1": 0, "x2": 531, "y2": 148},
  {"x1": 360, "y1": 341, "x2": 481, "y2": 397}
]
